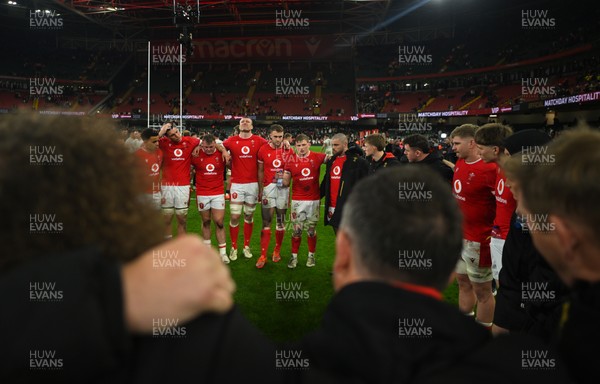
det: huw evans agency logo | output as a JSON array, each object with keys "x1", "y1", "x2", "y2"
[
  {"x1": 398, "y1": 45, "x2": 432, "y2": 65},
  {"x1": 152, "y1": 45, "x2": 187, "y2": 65},
  {"x1": 29, "y1": 10, "x2": 63, "y2": 29},
  {"x1": 275, "y1": 77, "x2": 310, "y2": 97},
  {"x1": 29, "y1": 350, "x2": 63, "y2": 370},
  {"x1": 275, "y1": 281, "x2": 309, "y2": 301},
  {"x1": 275, "y1": 9, "x2": 309, "y2": 29},
  {"x1": 398, "y1": 182, "x2": 433, "y2": 202},
  {"x1": 29, "y1": 146, "x2": 63, "y2": 165},
  {"x1": 29, "y1": 78, "x2": 64, "y2": 96},
  {"x1": 521, "y1": 9, "x2": 556, "y2": 29},
  {"x1": 398, "y1": 114, "x2": 433, "y2": 132},
  {"x1": 521, "y1": 78, "x2": 556, "y2": 99}
]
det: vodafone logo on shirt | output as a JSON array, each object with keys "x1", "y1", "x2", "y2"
[
  {"x1": 151, "y1": 163, "x2": 160, "y2": 173},
  {"x1": 332, "y1": 165, "x2": 341, "y2": 176},
  {"x1": 497, "y1": 179, "x2": 505, "y2": 195},
  {"x1": 454, "y1": 180, "x2": 462, "y2": 194},
  {"x1": 301, "y1": 168, "x2": 311, "y2": 177},
  {"x1": 241, "y1": 146, "x2": 250, "y2": 155},
  {"x1": 206, "y1": 164, "x2": 215, "y2": 172},
  {"x1": 273, "y1": 159, "x2": 282, "y2": 168},
  {"x1": 174, "y1": 149, "x2": 183, "y2": 157}
]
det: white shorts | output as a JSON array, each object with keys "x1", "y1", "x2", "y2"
[
  {"x1": 455, "y1": 239, "x2": 493, "y2": 283},
  {"x1": 290, "y1": 200, "x2": 320, "y2": 227},
  {"x1": 490, "y1": 237, "x2": 506, "y2": 282},
  {"x1": 161, "y1": 185, "x2": 190, "y2": 211},
  {"x1": 230, "y1": 182, "x2": 258, "y2": 205},
  {"x1": 262, "y1": 183, "x2": 289, "y2": 210},
  {"x1": 197, "y1": 194, "x2": 225, "y2": 211}
]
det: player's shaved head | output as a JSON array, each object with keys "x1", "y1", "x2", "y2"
[{"x1": 331, "y1": 133, "x2": 348, "y2": 146}]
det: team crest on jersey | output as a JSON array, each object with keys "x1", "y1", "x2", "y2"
[
  {"x1": 199, "y1": 203, "x2": 205, "y2": 209},
  {"x1": 232, "y1": 192, "x2": 238, "y2": 199},
  {"x1": 263, "y1": 198, "x2": 269, "y2": 205},
  {"x1": 467, "y1": 172, "x2": 476, "y2": 182}
]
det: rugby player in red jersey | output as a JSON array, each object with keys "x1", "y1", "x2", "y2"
[
  {"x1": 134, "y1": 128, "x2": 163, "y2": 209},
  {"x1": 222, "y1": 117, "x2": 268, "y2": 261},
  {"x1": 255, "y1": 124, "x2": 292, "y2": 269},
  {"x1": 191, "y1": 134, "x2": 229, "y2": 264},
  {"x1": 451, "y1": 124, "x2": 497, "y2": 329},
  {"x1": 283, "y1": 134, "x2": 328, "y2": 268},
  {"x1": 474, "y1": 123, "x2": 516, "y2": 289},
  {"x1": 158, "y1": 122, "x2": 227, "y2": 238}
]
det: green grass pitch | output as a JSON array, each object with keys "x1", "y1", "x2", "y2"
[{"x1": 182, "y1": 146, "x2": 459, "y2": 342}]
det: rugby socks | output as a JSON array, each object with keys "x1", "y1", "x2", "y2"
[
  {"x1": 244, "y1": 220, "x2": 253, "y2": 248},
  {"x1": 203, "y1": 239, "x2": 211, "y2": 246},
  {"x1": 307, "y1": 233, "x2": 317, "y2": 254},
  {"x1": 291, "y1": 236, "x2": 301, "y2": 256},
  {"x1": 260, "y1": 228, "x2": 271, "y2": 257},
  {"x1": 229, "y1": 223, "x2": 239, "y2": 250},
  {"x1": 218, "y1": 243, "x2": 227, "y2": 257},
  {"x1": 275, "y1": 228, "x2": 285, "y2": 253}
]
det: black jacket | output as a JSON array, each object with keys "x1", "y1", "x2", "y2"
[
  {"x1": 0, "y1": 248, "x2": 130, "y2": 383},
  {"x1": 299, "y1": 282, "x2": 492, "y2": 383},
  {"x1": 558, "y1": 281, "x2": 600, "y2": 384},
  {"x1": 494, "y1": 213, "x2": 568, "y2": 338},
  {"x1": 0, "y1": 251, "x2": 576, "y2": 384},
  {"x1": 366, "y1": 152, "x2": 401, "y2": 175},
  {"x1": 415, "y1": 150, "x2": 454, "y2": 184},
  {"x1": 320, "y1": 147, "x2": 369, "y2": 228}
]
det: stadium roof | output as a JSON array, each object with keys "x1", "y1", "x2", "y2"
[{"x1": 3, "y1": 0, "x2": 569, "y2": 43}]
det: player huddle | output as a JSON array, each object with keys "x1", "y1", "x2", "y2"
[{"x1": 134, "y1": 118, "x2": 327, "y2": 270}]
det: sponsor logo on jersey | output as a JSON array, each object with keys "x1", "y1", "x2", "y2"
[
  {"x1": 332, "y1": 165, "x2": 341, "y2": 176},
  {"x1": 301, "y1": 168, "x2": 311, "y2": 177},
  {"x1": 174, "y1": 149, "x2": 183, "y2": 157},
  {"x1": 453, "y1": 180, "x2": 462, "y2": 194},
  {"x1": 497, "y1": 179, "x2": 505, "y2": 195},
  {"x1": 206, "y1": 164, "x2": 215, "y2": 172}
]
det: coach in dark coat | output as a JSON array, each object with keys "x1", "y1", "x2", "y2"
[{"x1": 320, "y1": 135, "x2": 369, "y2": 232}]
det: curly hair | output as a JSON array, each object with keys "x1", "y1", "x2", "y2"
[{"x1": 0, "y1": 113, "x2": 164, "y2": 271}]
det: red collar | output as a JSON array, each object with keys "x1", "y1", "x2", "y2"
[{"x1": 391, "y1": 281, "x2": 443, "y2": 301}]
